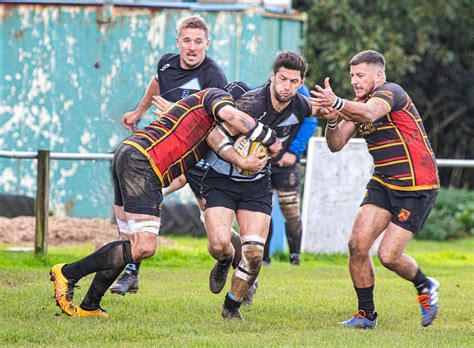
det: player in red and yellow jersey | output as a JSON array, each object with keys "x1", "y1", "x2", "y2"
[
  {"x1": 312, "y1": 50, "x2": 439, "y2": 328},
  {"x1": 49, "y1": 86, "x2": 281, "y2": 318}
]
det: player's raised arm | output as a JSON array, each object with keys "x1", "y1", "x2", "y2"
[{"x1": 311, "y1": 77, "x2": 389, "y2": 123}]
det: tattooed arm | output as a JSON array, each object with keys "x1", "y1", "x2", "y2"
[
  {"x1": 216, "y1": 105, "x2": 257, "y2": 136},
  {"x1": 206, "y1": 126, "x2": 268, "y2": 172}
]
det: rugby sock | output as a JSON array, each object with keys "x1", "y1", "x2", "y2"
[
  {"x1": 224, "y1": 291, "x2": 242, "y2": 310},
  {"x1": 219, "y1": 256, "x2": 233, "y2": 266},
  {"x1": 262, "y1": 219, "x2": 273, "y2": 263},
  {"x1": 125, "y1": 262, "x2": 141, "y2": 275},
  {"x1": 286, "y1": 216, "x2": 302, "y2": 254},
  {"x1": 80, "y1": 266, "x2": 125, "y2": 311},
  {"x1": 355, "y1": 286, "x2": 375, "y2": 319},
  {"x1": 62, "y1": 240, "x2": 133, "y2": 282},
  {"x1": 411, "y1": 268, "x2": 430, "y2": 294}
]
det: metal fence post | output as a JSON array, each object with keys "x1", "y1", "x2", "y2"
[{"x1": 35, "y1": 150, "x2": 50, "y2": 255}]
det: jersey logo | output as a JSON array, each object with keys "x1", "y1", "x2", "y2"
[
  {"x1": 181, "y1": 90, "x2": 190, "y2": 98},
  {"x1": 179, "y1": 78, "x2": 201, "y2": 91},
  {"x1": 397, "y1": 208, "x2": 411, "y2": 222},
  {"x1": 276, "y1": 113, "x2": 299, "y2": 127},
  {"x1": 160, "y1": 64, "x2": 170, "y2": 72},
  {"x1": 258, "y1": 111, "x2": 266, "y2": 121},
  {"x1": 357, "y1": 122, "x2": 376, "y2": 136}
]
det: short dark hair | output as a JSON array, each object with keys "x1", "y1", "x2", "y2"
[
  {"x1": 272, "y1": 51, "x2": 307, "y2": 79},
  {"x1": 178, "y1": 15, "x2": 209, "y2": 39},
  {"x1": 350, "y1": 50, "x2": 385, "y2": 68}
]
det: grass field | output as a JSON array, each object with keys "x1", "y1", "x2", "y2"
[{"x1": 0, "y1": 237, "x2": 473, "y2": 346}]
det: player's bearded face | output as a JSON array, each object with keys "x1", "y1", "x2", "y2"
[
  {"x1": 271, "y1": 68, "x2": 303, "y2": 103},
  {"x1": 350, "y1": 63, "x2": 383, "y2": 99},
  {"x1": 177, "y1": 28, "x2": 210, "y2": 69}
]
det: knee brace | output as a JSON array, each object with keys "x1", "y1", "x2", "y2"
[
  {"x1": 235, "y1": 235, "x2": 265, "y2": 281},
  {"x1": 278, "y1": 191, "x2": 300, "y2": 219}
]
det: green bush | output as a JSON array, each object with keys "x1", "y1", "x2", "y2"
[{"x1": 418, "y1": 188, "x2": 474, "y2": 240}]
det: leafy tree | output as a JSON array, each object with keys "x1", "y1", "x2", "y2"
[{"x1": 299, "y1": 0, "x2": 473, "y2": 188}]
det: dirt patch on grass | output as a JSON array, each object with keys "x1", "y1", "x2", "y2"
[{"x1": 0, "y1": 216, "x2": 173, "y2": 248}]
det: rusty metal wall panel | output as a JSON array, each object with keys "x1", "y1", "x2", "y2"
[{"x1": 0, "y1": 4, "x2": 304, "y2": 217}]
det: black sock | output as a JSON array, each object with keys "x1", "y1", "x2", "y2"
[
  {"x1": 80, "y1": 266, "x2": 125, "y2": 311},
  {"x1": 285, "y1": 216, "x2": 302, "y2": 255},
  {"x1": 355, "y1": 286, "x2": 375, "y2": 319},
  {"x1": 125, "y1": 262, "x2": 141, "y2": 275},
  {"x1": 62, "y1": 240, "x2": 133, "y2": 282},
  {"x1": 219, "y1": 256, "x2": 233, "y2": 265},
  {"x1": 224, "y1": 292, "x2": 242, "y2": 310},
  {"x1": 411, "y1": 268, "x2": 429, "y2": 294},
  {"x1": 263, "y1": 220, "x2": 273, "y2": 263}
]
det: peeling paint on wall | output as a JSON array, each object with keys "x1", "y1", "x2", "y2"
[{"x1": 0, "y1": 4, "x2": 304, "y2": 217}]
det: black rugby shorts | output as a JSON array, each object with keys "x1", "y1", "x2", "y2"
[
  {"x1": 112, "y1": 144, "x2": 163, "y2": 217},
  {"x1": 361, "y1": 179, "x2": 438, "y2": 233},
  {"x1": 270, "y1": 162, "x2": 301, "y2": 192},
  {"x1": 202, "y1": 168, "x2": 272, "y2": 215}
]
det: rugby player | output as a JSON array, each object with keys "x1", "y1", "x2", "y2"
[
  {"x1": 202, "y1": 51, "x2": 320, "y2": 319},
  {"x1": 50, "y1": 86, "x2": 281, "y2": 318},
  {"x1": 112, "y1": 15, "x2": 229, "y2": 295},
  {"x1": 312, "y1": 50, "x2": 439, "y2": 328},
  {"x1": 263, "y1": 85, "x2": 318, "y2": 266}
]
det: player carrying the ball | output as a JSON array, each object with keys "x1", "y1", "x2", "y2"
[
  {"x1": 49, "y1": 84, "x2": 281, "y2": 318},
  {"x1": 202, "y1": 51, "x2": 321, "y2": 319}
]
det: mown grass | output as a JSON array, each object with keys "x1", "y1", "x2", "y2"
[{"x1": 0, "y1": 237, "x2": 473, "y2": 347}]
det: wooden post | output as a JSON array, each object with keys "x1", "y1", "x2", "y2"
[{"x1": 35, "y1": 150, "x2": 50, "y2": 255}]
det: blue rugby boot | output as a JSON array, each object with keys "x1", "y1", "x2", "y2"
[
  {"x1": 339, "y1": 310, "x2": 377, "y2": 329},
  {"x1": 416, "y1": 277, "x2": 440, "y2": 327}
]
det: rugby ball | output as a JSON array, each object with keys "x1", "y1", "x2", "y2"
[{"x1": 233, "y1": 134, "x2": 268, "y2": 176}]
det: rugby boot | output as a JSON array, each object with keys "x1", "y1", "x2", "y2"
[
  {"x1": 242, "y1": 279, "x2": 258, "y2": 306},
  {"x1": 221, "y1": 306, "x2": 243, "y2": 320},
  {"x1": 209, "y1": 258, "x2": 232, "y2": 294},
  {"x1": 75, "y1": 305, "x2": 109, "y2": 318},
  {"x1": 339, "y1": 310, "x2": 377, "y2": 329},
  {"x1": 49, "y1": 263, "x2": 77, "y2": 316},
  {"x1": 416, "y1": 277, "x2": 440, "y2": 327},
  {"x1": 110, "y1": 271, "x2": 138, "y2": 295},
  {"x1": 290, "y1": 253, "x2": 301, "y2": 266}
]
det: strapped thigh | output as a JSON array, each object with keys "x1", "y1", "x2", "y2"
[{"x1": 120, "y1": 219, "x2": 161, "y2": 236}]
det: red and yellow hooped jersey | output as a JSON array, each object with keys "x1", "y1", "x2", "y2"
[
  {"x1": 123, "y1": 88, "x2": 234, "y2": 187},
  {"x1": 357, "y1": 82, "x2": 439, "y2": 191}
]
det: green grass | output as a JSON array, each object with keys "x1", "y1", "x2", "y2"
[{"x1": 0, "y1": 237, "x2": 473, "y2": 346}]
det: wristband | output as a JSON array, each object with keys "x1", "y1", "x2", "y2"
[
  {"x1": 332, "y1": 96, "x2": 345, "y2": 111},
  {"x1": 327, "y1": 118, "x2": 338, "y2": 130},
  {"x1": 216, "y1": 142, "x2": 232, "y2": 157}
]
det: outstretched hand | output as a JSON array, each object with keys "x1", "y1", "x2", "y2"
[
  {"x1": 311, "y1": 77, "x2": 337, "y2": 108},
  {"x1": 151, "y1": 95, "x2": 172, "y2": 116}
]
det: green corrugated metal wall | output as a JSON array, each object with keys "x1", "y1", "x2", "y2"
[{"x1": 0, "y1": 3, "x2": 305, "y2": 217}]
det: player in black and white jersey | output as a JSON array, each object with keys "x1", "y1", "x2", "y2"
[
  {"x1": 202, "y1": 51, "x2": 320, "y2": 319},
  {"x1": 111, "y1": 15, "x2": 228, "y2": 295}
]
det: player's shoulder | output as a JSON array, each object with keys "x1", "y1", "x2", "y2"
[
  {"x1": 159, "y1": 53, "x2": 178, "y2": 64},
  {"x1": 292, "y1": 92, "x2": 312, "y2": 114},
  {"x1": 373, "y1": 81, "x2": 405, "y2": 97},
  {"x1": 202, "y1": 56, "x2": 225, "y2": 72},
  {"x1": 236, "y1": 86, "x2": 266, "y2": 105}
]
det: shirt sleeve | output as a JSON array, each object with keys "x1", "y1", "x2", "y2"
[
  {"x1": 203, "y1": 88, "x2": 235, "y2": 120},
  {"x1": 288, "y1": 117, "x2": 318, "y2": 157},
  {"x1": 371, "y1": 83, "x2": 407, "y2": 112}
]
